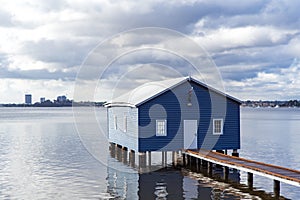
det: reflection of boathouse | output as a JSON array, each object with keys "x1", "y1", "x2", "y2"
[
  {"x1": 105, "y1": 76, "x2": 241, "y2": 166},
  {"x1": 106, "y1": 147, "x2": 241, "y2": 199}
]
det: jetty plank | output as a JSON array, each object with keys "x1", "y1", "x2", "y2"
[{"x1": 184, "y1": 149, "x2": 300, "y2": 187}]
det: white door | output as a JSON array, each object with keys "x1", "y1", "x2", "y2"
[{"x1": 184, "y1": 120, "x2": 198, "y2": 149}]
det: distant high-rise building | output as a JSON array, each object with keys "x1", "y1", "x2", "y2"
[
  {"x1": 57, "y1": 95, "x2": 67, "y2": 103},
  {"x1": 40, "y1": 97, "x2": 45, "y2": 103},
  {"x1": 25, "y1": 94, "x2": 32, "y2": 104}
]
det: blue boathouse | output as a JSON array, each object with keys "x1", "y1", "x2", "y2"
[{"x1": 105, "y1": 76, "x2": 241, "y2": 161}]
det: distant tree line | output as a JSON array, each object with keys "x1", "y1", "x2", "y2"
[
  {"x1": 0, "y1": 101, "x2": 106, "y2": 107},
  {"x1": 242, "y1": 100, "x2": 300, "y2": 107}
]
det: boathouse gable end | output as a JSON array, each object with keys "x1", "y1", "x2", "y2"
[
  {"x1": 106, "y1": 76, "x2": 241, "y2": 153},
  {"x1": 108, "y1": 106, "x2": 139, "y2": 151},
  {"x1": 137, "y1": 80, "x2": 240, "y2": 152}
]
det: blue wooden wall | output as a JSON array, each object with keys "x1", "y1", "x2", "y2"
[
  {"x1": 108, "y1": 106, "x2": 139, "y2": 151},
  {"x1": 138, "y1": 80, "x2": 240, "y2": 152}
]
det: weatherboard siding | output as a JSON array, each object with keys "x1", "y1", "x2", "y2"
[
  {"x1": 138, "y1": 80, "x2": 240, "y2": 152},
  {"x1": 108, "y1": 107, "x2": 138, "y2": 151}
]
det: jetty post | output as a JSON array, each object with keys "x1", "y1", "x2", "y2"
[
  {"x1": 274, "y1": 180, "x2": 280, "y2": 199},
  {"x1": 247, "y1": 172, "x2": 253, "y2": 190},
  {"x1": 122, "y1": 146, "x2": 128, "y2": 164},
  {"x1": 129, "y1": 149, "x2": 135, "y2": 167},
  {"x1": 147, "y1": 151, "x2": 151, "y2": 167}
]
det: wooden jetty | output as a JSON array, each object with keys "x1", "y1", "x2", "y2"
[{"x1": 183, "y1": 149, "x2": 300, "y2": 198}]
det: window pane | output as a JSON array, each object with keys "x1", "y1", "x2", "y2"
[
  {"x1": 156, "y1": 120, "x2": 167, "y2": 136},
  {"x1": 124, "y1": 115, "x2": 127, "y2": 132},
  {"x1": 213, "y1": 119, "x2": 223, "y2": 134},
  {"x1": 114, "y1": 115, "x2": 117, "y2": 130}
]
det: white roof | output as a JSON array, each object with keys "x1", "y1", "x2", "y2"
[{"x1": 105, "y1": 76, "x2": 241, "y2": 107}]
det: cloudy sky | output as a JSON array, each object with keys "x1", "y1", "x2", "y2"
[{"x1": 1, "y1": 0, "x2": 300, "y2": 103}]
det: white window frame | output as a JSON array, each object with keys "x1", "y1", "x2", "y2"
[
  {"x1": 213, "y1": 118, "x2": 223, "y2": 135},
  {"x1": 123, "y1": 115, "x2": 127, "y2": 132},
  {"x1": 114, "y1": 115, "x2": 117, "y2": 130},
  {"x1": 156, "y1": 119, "x2": 167, "y2": 136}
]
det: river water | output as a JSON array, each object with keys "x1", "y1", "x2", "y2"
[{"x1": 0, "y1": 107, "x2": 299, "y2": 199}]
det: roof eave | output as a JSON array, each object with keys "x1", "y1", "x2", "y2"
[{"x1": 104, "y1": 102, "x2": 136, "y2": 108}]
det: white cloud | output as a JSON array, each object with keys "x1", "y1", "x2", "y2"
[
  {"x1": 193, "y1": 26, "x2": 297, "y2": 52},
  {"x1": 0, "y1": 78, "x2": 74, "y2": 103},
  {"x1": 225, "y1": 59, "x2": 300, "y2": 100},
  {"x1": 1, "y1": 0, "x2": 300, "y2": 102}
]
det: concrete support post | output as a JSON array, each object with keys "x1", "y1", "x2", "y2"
[
  {"x1": 247, "y1": 172, "x2": 253, "y2": 190},
  {"x1": 129, "y1": 150, "x2": 135, "y2": 168},
  {"x1": 274, "y1": 180, "x2": 280, "y2": 199},
  {"x1": 232, "y1": 149, "x2": 239, "y2": 157}
]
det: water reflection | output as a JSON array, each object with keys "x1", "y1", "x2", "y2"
[
  {"x1": 1, "y1": 108, "x2": 298, "y2": 199},
  {"x1": 105, "y1": 146, "x2": 265, "y2": 200}
]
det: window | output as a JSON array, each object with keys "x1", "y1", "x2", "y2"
[
  {"x1": 156, "y1": 120, "x2": 167, "y2": 136},
  {"x1": 123, "y1": 115, "x2": 127, "y2": 132},
  {"x1": 114, "y1": 115, "x2": 117, "y2": 130},
  {"x1": 213, "y1": 119, "x2": 223, "y2": 135}
]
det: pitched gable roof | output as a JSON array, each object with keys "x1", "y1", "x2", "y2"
[{"x1": 105, "y1": 76, "x2": 241, "y2": 107}]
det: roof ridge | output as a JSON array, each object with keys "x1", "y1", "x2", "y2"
[{"x1": 105, "y1": 76, "x2": 241, "y2": 107}]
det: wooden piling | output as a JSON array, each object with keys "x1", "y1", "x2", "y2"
[
  {"x1": 116, "y1": 144, "x2": 122, "y2": 161},
  {"x1": 183, "y1": 149, "x2": 300, "y2": 199},
  {"x1": 232, "y1": 149, "x2": 239, "y2": 157},
  {"x1": 188, "y1": 154, "x2": 192, "y2": 169},
  {"x1": 162, "y1": 151, "x2": 165, "y2": 167},
  {"x1": 224, "y1": 166, "x2": 229, "y2": 181},
  {"x1": 248, "y1": 172, "x2": 253, "y2": 190},
  {"x1": 164, "y1": 151, "x2": 168, "y2": 166},
  {"x1": 122, "y1": 147, "x2": 128, "y2": 164},
  {"x1": 195, "y1": 158, "x2": 199, "y2": 172},
  {"x1": 148, "y1": 151, "x2": 151, "y2": 167},
  {"x1": 129, "y1": 150, "x2": 135, "y2": 167},
  {"x1": 183, "y1": 153, "x2": 186, "y2": 166},
  {"x1": 139, "y1": 152, "x2": 146, "y2": 169},
  {"x1": 172, "y1": 151, "x2": 177, "y2": 167},
  {"x1": 110, "y1": 143, "x2": 116, "y2": 157},
  {"x1": 207, "y1": 162, "x2": 213, "y2": 176},
  {"x1": 198, "y1": 158, "x2": 202, "y2": 170},
  {"x1": 274, "y1": 180, "x2": 280, "y2": 199}
]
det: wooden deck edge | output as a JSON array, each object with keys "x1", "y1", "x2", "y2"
[
  {"x1": 186, "y1": 149, "x2": 300, "y2": 174},
  {"x1": 184, "y1": 149, "x2": 300, "y2": 183}
]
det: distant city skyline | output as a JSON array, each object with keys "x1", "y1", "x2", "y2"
[
  {"x1": 1, "y1": 1, "x2": 300, "y2": 103},
  {"x1": 22, "y1": 94, "x2": 70, "y2": 104}
]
